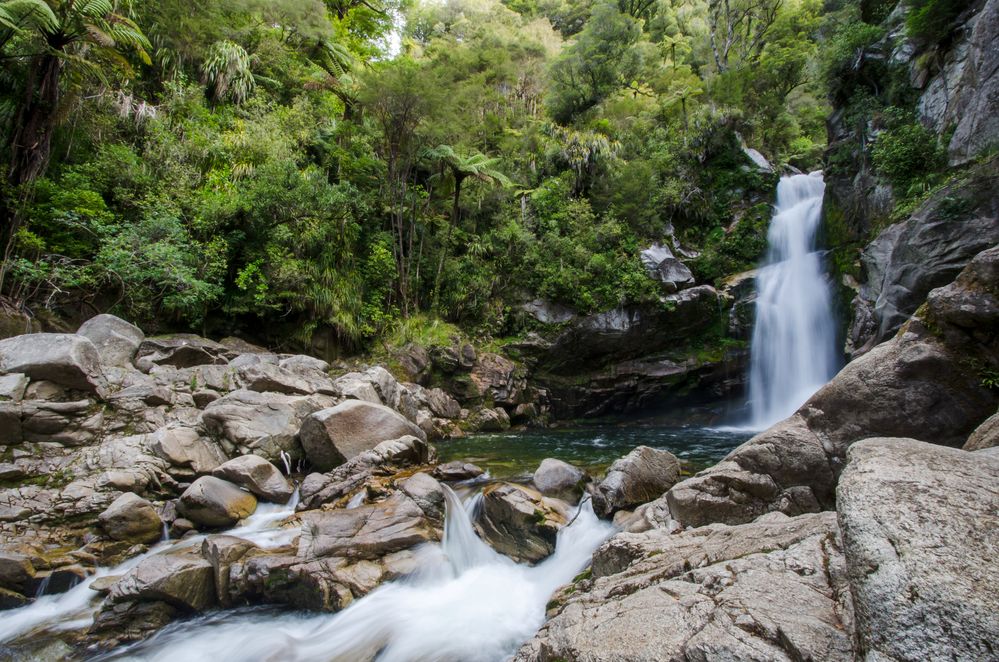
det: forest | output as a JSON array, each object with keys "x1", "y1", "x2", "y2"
[{"x1": 0, "y1": 0, "x2": 962, "y2": 355}]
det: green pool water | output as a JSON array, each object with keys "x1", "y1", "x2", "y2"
[{"x1": 434, "y1": 418, "x2": 753, "y2": 480}]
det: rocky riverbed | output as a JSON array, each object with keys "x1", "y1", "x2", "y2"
[{"x1": 0, "y1": 245, "x2": 996, "y2": 660}]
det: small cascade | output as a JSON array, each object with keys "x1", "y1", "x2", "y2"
[
  {"x1": 747, "y1": 172, "x2": 840, "y2": 429},
  {"x1": 92, "y1": 485, "x2": 616, "y2": 662}
]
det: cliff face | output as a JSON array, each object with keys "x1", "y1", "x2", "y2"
[{"x1": 827, "y1": 0, "x2": 999, "y2": 355}]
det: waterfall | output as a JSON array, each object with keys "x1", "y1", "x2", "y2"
[
  {"x1": 747, "y1": 172, "x2": 839, "y2": 429},
  {"x1": 91, "y1": 486, "x2": 615, "y2": 662}
]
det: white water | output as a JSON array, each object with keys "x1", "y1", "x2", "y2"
[
  {"x1": 0, "y1": 489, "x2": 302, "y2": 647},
  {"x1": 98, "y1": 486, "x2": 614, "y2": 662},
  {"x1": 747, "y1": 172, "x2": 839, "y2": 429}
]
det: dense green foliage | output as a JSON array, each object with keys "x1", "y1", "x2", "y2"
[{"x1": 0, "y1": 0, "x2": 907, "y2": 354}]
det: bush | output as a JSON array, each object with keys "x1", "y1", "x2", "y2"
[
  {"x1": 906, "y1": 0, "x2": 972, "y2": 45},
  {"x1": 871, "y1": 115, "x2": 945, "y2": 190}
]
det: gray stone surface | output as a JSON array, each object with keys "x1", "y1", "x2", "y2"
[
  {"x1": 299, "y1": 400, "x2": 426, "y2": 472},
  {"x1": 474, "y1": 483, "x2": 567, "y2": 563},
  {"x1": 98, "y1": 492, "x2": 163, "y2": 544},
  {"x1": 591, "y1": 446, "x2": 680, "y2": 518},
  {"x1": 532, "y1": 458, "x2": 586, "y2": 503},
  {"x1": 178, "y1": 476, "x2": 257, "y2": 528},
  {"x1": 964, "y1": 410, "x2": 999, "y2": 450},
  {"x1": 212, "y1": 455, "x2": 293, "y2": 503},
  {"x1": 516, "y1": 512, "x2": 855, "y2": 662},
  {"x1": 838, "y1": 438, "x2": 999, "y2": 661},
  {"x1": 77, "y1": 314, "x2": 144, "y2": 368},
  {"x1": 0, "y1": 334, "x2": 105, "y2": 394}
]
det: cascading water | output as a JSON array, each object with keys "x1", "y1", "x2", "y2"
[
  {"x1": 91, "y1": 486, "x2": 614, "y2": 662},
  {"x1": 747, "y1": 171, "x2": 839, "y2": 429}
]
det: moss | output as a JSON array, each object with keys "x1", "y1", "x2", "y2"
[{"x1": 572, "y1": 568, "x2": 592, "y2": 583}]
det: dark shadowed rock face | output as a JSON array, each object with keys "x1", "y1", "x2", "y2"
[
  {"x1": 474, "y1": 483, "x2": 568, "y2": 563},
  {"x1": 850, "y1": 159, "x2": 999, "y2": 351},
  {"x1": 837, "y1": 438, "x2": 999, "y2": 662},
  {"x1": 516, "y1": 511, "x2": 856, "y2": 662},
  {"x1": 668, "y1": 245, "x2": 999, "y2": 527}
]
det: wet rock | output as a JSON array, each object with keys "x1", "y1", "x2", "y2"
[
  {"x1": 297, "y1": 491, "x2": 439, "y2": 560},
  {"x1": 202, "y1": 389, "x2": 332, "y2": 462},
  {"x1": 532, "y1": 458, "x2": 586, "y2": 504},
  {"x1": 108, "y1": 550, "x2": 216, "y2": 612},
  {"x1": 591, "y1": 446, "x2": 680, "y2": 518},
  {"x1": 467, "y1": 406, "x2": 510, "y2": 432},
  {"x1": 299, "y1": 400, "x2": 426, "y2": 472},
  {"x1": 838, "y1": 438, "x2": 999, "y2": 661},
  {"x1": 469, "y1": 353, "x2": 524, "y2": 406},
  {"x1": 77, "y1": 314, "x2": 144, "y2": 368},
  {"x1": 201, "y1": 535, "x2": 256, "y2": 606},
  {"x1": 964, "y1": 410, "x2": 999, "y2": 450},
  {"x1": 0, "y1": 551, "x2": 36, "y2": 594},
  {"x1": 178, "y1": 476, "x2": 257, "y2": 528},
  {"x1": 668, "y1": 246, "x2": 999, "y2": 527},
  {"x1": 475, "y1": 483, "x2": 568, "y2": 563},
  {"x1": 90, "y1": 599, "x2": 180, "y2": 646},
  {"x1": 135, "y1": 335, "x2": 235, "y2": 369},
  {"x1": 99, "y1": 493, "x2": 163, "y2": 544},
  {"x1": 0, "y1": 333, "x2": 105, "y2": 394},
  {"x1": 516, "y1": 512, "x2": 854, "y2": 662},
  {"x1": 398, "y1": 472, "x2": 445, "y2": 521},
  {"x1": 212, "y1": 455, "x2": 293, "y2": 503},
  {"x1": 432, "y1": 461, "x2": 484, "y2": 482},
  {"x1": 298, "y1": 435, "x2": 435, "y2": 510}
]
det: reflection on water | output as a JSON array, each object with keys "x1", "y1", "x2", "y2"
[{"x1": 436, "y1": 416, "x2": 752, "y2": 479}]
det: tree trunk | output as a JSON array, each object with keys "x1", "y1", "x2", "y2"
[
  {"x1": 431, "y1": 174, "x2": 462, "y2": 313},
  {"x1": 8, "y1": 51, "x2": 63, "y2": 188}
]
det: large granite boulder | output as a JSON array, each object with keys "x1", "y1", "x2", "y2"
[
  {"x1": 202, "y1": 389, "x2": 332, "y2": 462},
  {"x1": 98, "y1": 493, "x2": 163, "y2": 544},
  {"x1": 668, "y1": 245, "x2": 999, "y2": 527},
  {"x1": 838, "y1": 438, "x2": 999, "y2": 661},
  {"x1": 148, "y1": 426, "x2": 227, "y2": 476},
  {"x1": 178, "y1": 476, "x2": 257, "y2": 528},
  {"x1": 516, "y1": 511, "x2": 855, "y2": 661},
  {"x1": 107, "y1": 551, "x2": 216, "y2": 612},
  {"x1": 474, "y1": 483, "x2": 568, "y2": 563},
  {"x1": 532, "y1": 458, "x2": 586, "y2": 503},
  {"x1": 229, "y1": 353, "x2": 335, "y2": 396},
  {"x1": 0, "y1": 334, "x2": 105, "y2": 394},
  {"x1": 964, "y1": 410, "x2": 999, "y2": 450},
  {"x1": 590, "y1": 446, "x2": 680, "y2": 518},
  {"x1": 77, "y1": 314, "x2": 144, "y2": 369},
  {"x1": 299, "y1": 400, "x2": 426, "y2": 472},
  {"x1": 212, "y1": 455, "x2": 294, "y2": 503},
  {"x1": 135, "y1": 335, "x2": 235, "y2": 370}
]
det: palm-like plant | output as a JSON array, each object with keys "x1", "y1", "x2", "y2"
[
  {"x1": 201, "y1": 40, "x2": 255, "y2": 105},
  {"x1": 4, "y1": 0, "x2": 151, "y2": 187},
  {"x1": 423, "y1": 145, "x2": 513, "y2": 312}
]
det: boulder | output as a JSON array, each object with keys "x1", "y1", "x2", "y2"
[
  {"x1": 964, "y1": 410, "x2": 999, "y2": 450},
  {"x1": 298, "y1": 435, "x2": 435, "y2": 510},
  {"x1": 668, "y1": 246, "x2": 999, "y2": 527},
  {"x1": 838, "y1": 438, "x2": 999, "y2": 661},
  {"x1": 297, "y1": 491, "x2": 439, "y2": 560},
  {"x1": 591, "y1": 446, "x2": 680, "y2": 518},
  {"x1": 178, "y1": 476, "x2": 257, "y2": 528},
  {"x1": 0, "y1": 333, "x2": 105, "y2": 394},
  {"x1": 398, "y1": 472, "x2": 446, "y2": 521},
  {"x1": 468, "y1": 407, "x2": 510, "y2": 432},
  {"x1": 230, "y1": 353, "x2": 335, "y2": 396},
  {"x1": 135, "y1": 335, "x2": 235, "y2": 369},
  {"x1": 77, "y1": 314, "x2": 144, "y2": 368},
  {"x1": 212, "y1": 455, "x2": 293, "y2": 503},
  {"x1": 474, "y1": 483, "x2": 567, "y2": 563},
  {"x1": 0, "y1": 552, "x2": 36, "y2": 594},
  {"x1": 148, "y1": 426, "x2": 227, "y2": 476},
  {"x1": 432, "y1": 461, "x2": 484, "y2": 482},
  {"x1": 201, "y1": 535, "x2": 256, "y2": 606},
  {"x1": 469, "y1": 353, "x2": 523, "y2": 406},
  {"x1": 98, "y1": 493, "x2": 163, "y2": 544},
  {"x1": 640, "y1": 243, "x2": 695, "y2": 292},
  {"x1": 532, "y1": 458, "x2": 586, "y2": 504},
  {"x1": 107, "y1": 551, "x2": 216, "y2": 612},
  {"x1": 0, "y1": 373, "x2": 28, "y2": 403},
  {"x1": 202, "y1": 389, "x2": 331, "y2": 462},
  {"x1": 299, "y1": 400, "x2": 426, "y2": 472},
  {"x1": 516, "y1": 512, "x2": 855, "y2": 661}
]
